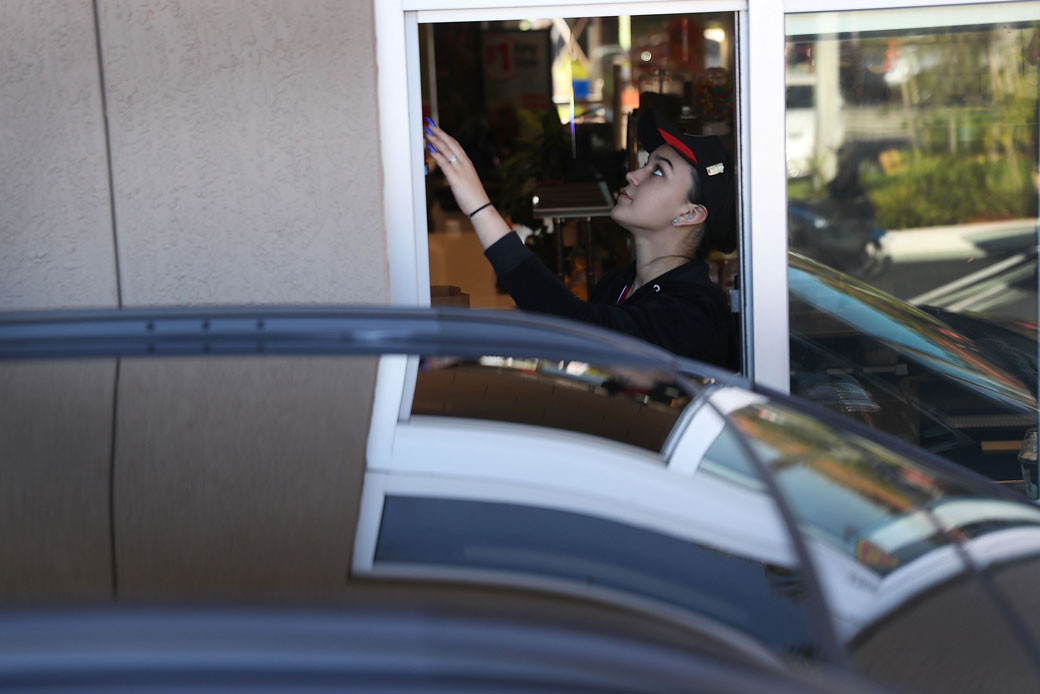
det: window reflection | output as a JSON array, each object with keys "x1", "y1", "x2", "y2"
[
  {"x1": 726, "y1": 398, "x2": 1040, "y2": 688},
  {"x1": 727, "y1": 402, "x2": 1040, "y2": 575},
  {"x1": 412, "y1": 356, "x2": 693, "y2": 452},
  {"x1": 786, "y1": 5, "x2": 1040, "y2": 498}
]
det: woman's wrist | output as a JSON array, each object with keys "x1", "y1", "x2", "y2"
[{"x1": 467, "y1": 201, "x2": 493, "y2": 218}]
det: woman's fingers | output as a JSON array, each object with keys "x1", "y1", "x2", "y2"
[
  {"x1": 425, "y1": 120, "x2": 463, "y2": 153},
  {"x1": 425, "y1": 128, "x2": 467, "y2": 169},
  {"x1": 423, "y1": 124, "x2": 489, "y2": 214}
]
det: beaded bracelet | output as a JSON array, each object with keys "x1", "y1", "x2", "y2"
[{"x1": 467, "y1": 201, "x2": 493, "y2": 218}]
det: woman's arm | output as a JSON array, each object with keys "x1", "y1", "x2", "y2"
[{"x1": 424, "y1": 121, "x2": 512, "y2": 250}]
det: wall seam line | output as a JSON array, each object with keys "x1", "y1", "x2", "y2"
[
  {"x1": 107, "y1": 359, "x2": 121, "y2": 600},
  {"x1": 92, "y1": 0, "x2": 123, "y2": 308}
]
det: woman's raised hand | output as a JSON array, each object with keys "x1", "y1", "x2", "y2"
[{"x1": 423, "y1": 118, "x2": 491, "y2": 217}]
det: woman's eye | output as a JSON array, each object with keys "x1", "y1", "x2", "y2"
[{"x1": 651, "y1": 166, "x2": 664, "y2": 177}]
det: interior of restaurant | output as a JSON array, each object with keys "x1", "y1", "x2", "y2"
[{"x1": 419, "y1": 12, "x2": 738, "y2": 309}]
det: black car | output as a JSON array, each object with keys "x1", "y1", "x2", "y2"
[
  {"x1": 2, "y1": 306, "x2": 1040, "y2": 692},
  {"x1": 789, "y1": 251, "x2": 1038, "y2": 498}
]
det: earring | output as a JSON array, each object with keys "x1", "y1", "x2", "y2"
[{"x1": 671, "y1": 218, "x2": 679, "y2": 226}]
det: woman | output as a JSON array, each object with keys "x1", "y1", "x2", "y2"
[{"x1": 424, "y1": 108, "x2": 734, "y2": 367}]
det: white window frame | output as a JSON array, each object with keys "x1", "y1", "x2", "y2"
[{"x1": 372, "y1": 0, "x2": 1034, "y2": 445}]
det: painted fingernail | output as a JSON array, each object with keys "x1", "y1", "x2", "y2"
[
  {"x1": 424, "y1": 126, "x2": 434, "y2": 137},
  {"x1": 425, "y1": 116, "x2": 436, "y2": 127},
  {"x1": 427, "y1": 143, "x2": 437, "y2": 154}
]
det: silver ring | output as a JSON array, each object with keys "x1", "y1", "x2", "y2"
[{"x1": 447, "y1": 154, "x2": 457, "y2": 164}]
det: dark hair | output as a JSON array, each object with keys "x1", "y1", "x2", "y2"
[
  {"x1": 685, "y1": 167, "x2": 709, "y2": 259},
  {"x1": 686, "y1": 166, "x2": 704, "y2": 206}
]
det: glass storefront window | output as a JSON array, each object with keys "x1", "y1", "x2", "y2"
[
  {"x1": 785, "y1": 3, "x2": 1040, "y2": 499},
  {"x1": 420, "y1": 13, "x2": 739, "y2": 319}
]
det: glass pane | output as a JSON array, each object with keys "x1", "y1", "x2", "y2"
[
  {"x1": 412, "y1": 356, "x2": 694, "y2": 452},
  {"x1": 727, "y1": 398, "x2": 1040, "y2": 689},
  {"x1": 786, "y1": 4, "x2": 1040, "y2": 499},
  {"x1": 421, "y1": 14, "x2": 742, "y2": 370},
  {"x1": 727, "y1": 402, "x2": 969, "y2": 575}
]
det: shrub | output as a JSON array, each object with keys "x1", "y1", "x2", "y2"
[{"x1": 863, "y1": 154, "x2": 1036, "y2": 230}]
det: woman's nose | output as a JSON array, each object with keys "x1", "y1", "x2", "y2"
[{"x1": 625, "y1": 168, "x2": 640, "y2": 185}]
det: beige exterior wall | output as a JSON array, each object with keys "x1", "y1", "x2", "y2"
[
  {"x1": 1, "y1": 0, "x2": 119, "y2": 310},
  {"x1": 0, "y1": 1, "x2": 385, "y2": 598},
  {"x1": 2, "y1": 0, "x2": 387, "y2": 309},
  {"x1": 100, "y1": 0, "x2": 387, "y2": 305}
]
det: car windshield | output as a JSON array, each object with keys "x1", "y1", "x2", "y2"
[{"x1": 789, "y1": 251, "x2": 1036, "y2": 414}]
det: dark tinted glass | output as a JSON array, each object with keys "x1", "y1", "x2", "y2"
[
  {"x1": 376, "y1": 495, "x2": 818, "y2": 660},
  {"x1": 412, "y1": 357, "x2": 694, "y2": 452}
]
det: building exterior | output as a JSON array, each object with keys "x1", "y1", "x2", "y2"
[
  {"x1": 2, "y1": 0, "x2": 387, "y2": 310},
  {"x1": 2, "y1": 1, "x2": 1038, "y2": 591}
]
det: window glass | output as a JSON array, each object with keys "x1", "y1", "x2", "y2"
[
  {"x1": 412, "y1": 356, "x2": 694, "y2": 451},
  {"x1": 700, "y1": 422, "x2": 768, "y2": 490},
  {"x1": 421, "y1": 13, "x2": 742, "y2": 368},
  {"x1": 727, "y1": 401, "x2": 971, "y2": 575},
  {"x1": 728, "y1": 400, "x2": 1040, "y2": 569},
  {"x1": 726, "y1": 398, "x2": 1040, "y2": 688},
  {"x1": 376, "y1": 495, "x2": 818, "y2": 660},
  {"x1": 785, "y1": 4, "x2": 1040, "y2": 499}
]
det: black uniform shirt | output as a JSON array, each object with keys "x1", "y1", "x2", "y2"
[{"x1": 484, "y1": 232, "x2": 731, "y2": 366}]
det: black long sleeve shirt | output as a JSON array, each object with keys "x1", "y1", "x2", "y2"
[{"x1": 485, "y1": 232, "x2": 731, "y2": 367}]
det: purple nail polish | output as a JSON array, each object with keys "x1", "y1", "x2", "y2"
[
  {"x1": 424, "y1": 126, "x2": 434, "y2": 137},
  {"x1": 427, "y1": 143, "x2": 437, "y2": 154},
  {"x1": 425, "y1": 116, "x2": 436, "y2": 127}
]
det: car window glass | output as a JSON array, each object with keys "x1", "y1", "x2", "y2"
[
  {"x1": 412, "y1": 357, "x2": 695, "y2": 452},
  {"x1": 727, "y1": 397, "x2": 1040, "y2": 689},
  {"x1": 727, "y1": 401, "x2": 978, "y2": 575},
  {"x1": 789, "y1": 254, "x2": 1033, "y2": 410},
  {"x1": 699, "y1": 423, "x2": 767, "y2": 490}
]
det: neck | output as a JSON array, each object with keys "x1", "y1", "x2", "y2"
[{"x1": 631, "y1": 235, "x2": 694, "y2": 290}]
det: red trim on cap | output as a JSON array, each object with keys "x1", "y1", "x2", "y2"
[{"x1": 658, "y1": 128, "x2": 697, "y2": 164}]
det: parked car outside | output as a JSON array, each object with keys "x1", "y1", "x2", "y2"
[
  {"x1": 3, "y1": 306, "x2": 1040, "y2": 691},
  {"x1": 789, "y1": 251, "x2": 1038, "y2": 499}
]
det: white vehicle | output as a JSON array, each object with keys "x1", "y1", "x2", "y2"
[{"x1": 786, "y1": 71, "x2": 817, "y2": 178}]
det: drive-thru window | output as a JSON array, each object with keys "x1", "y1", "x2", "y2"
[{"x1": 372, "y1": 0, "x2": 1039, "y2": 496}]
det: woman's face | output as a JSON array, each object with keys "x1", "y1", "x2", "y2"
[{"x1": 610, "y1": 145, "x2": 696, "y2": 233}]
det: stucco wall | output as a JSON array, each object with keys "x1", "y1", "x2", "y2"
[
  {"x1": 100, "y1": 0, "x2": 387, "y2": 305},
  {"x1": 0, "y1": 1, "x2": 385, "y2": 599},
  {"x1": 1, "y1": 0, "x2": 119, "y2": 310},
  {"x1": 2, "y1": 0, "x2": 387, "y2": 308}
]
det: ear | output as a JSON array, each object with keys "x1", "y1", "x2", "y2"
[{"x1": 673, "y1": 204, "x2": 708, "y2": 228}]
